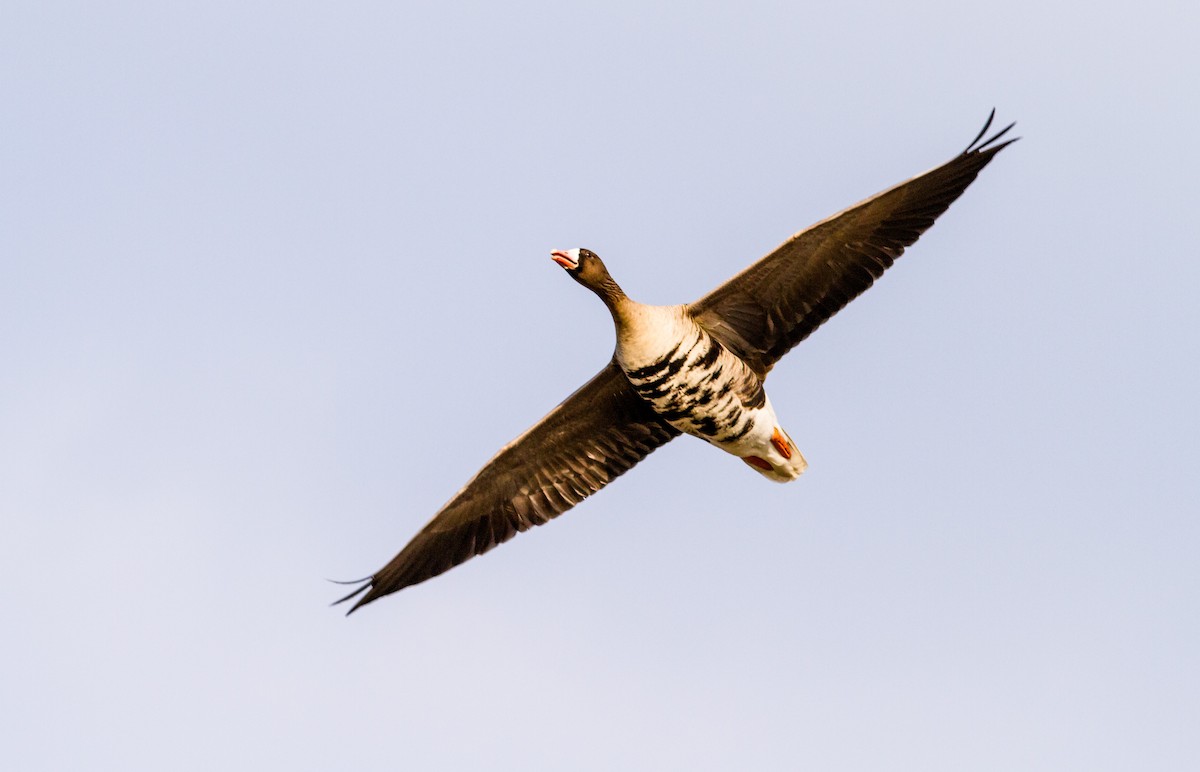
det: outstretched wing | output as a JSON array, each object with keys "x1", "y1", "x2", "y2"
[
  {"x1": 336, "y1": 361, "x2": 679, "y2": 612},
  {"x1": 691, "y1": 112, "x2": 1016, "y2": 376}
]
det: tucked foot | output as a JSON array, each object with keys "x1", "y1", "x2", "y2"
[
  {"x1": 771, "y1": 427, "x2": 792, "y2": 459},
  {"x1": 742, "y1": 455, "x2": 773, "y2": 472}
]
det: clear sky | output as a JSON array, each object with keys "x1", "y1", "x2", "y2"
[{"x1": 3, "y1": 1, "x2": 1197, "y2": 770}]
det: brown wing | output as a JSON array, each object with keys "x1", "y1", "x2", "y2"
[
  {"x1": 336, "y1": 360, "x2": 679, "y2": 612},
  {"x1": 690, "y1": 112, "x2": 1016, "y2": 376}
]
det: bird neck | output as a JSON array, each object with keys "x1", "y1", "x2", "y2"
[{"x1": 593, "y1": 277, "x2": 630, "y2": 315}]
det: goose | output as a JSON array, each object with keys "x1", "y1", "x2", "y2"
[{"x1": 336, "y1": 112, "x2": 1016, "y2": 613}]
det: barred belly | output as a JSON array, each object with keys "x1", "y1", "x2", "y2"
[{"x1": 619, "y1": 326, "x2": 766, "y2": 449}]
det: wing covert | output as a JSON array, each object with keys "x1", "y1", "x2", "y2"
[
  {"x1": 691, "y1": 113, "x2": 1016, "y2": 376},
  {"x1": 337, "y1": 360, "x2": 679, "y2": 612}
]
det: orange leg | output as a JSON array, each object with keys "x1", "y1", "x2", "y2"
[
  {"x1": 743, "y1": 455, "x2": 774, "y2": 472},
  {"x1": 771, "y1": 427, "x2": 792, "y2": 459}
]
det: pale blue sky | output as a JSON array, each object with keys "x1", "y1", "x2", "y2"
[{"x1": 3, "y1": 1, "x2": 1198, "y2": 770}]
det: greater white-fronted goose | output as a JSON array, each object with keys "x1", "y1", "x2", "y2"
[{"x1": 336, "y1": 113, "x2": 1016, "y2": 612}]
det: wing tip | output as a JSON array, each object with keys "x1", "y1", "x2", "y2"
[
  {"x1": 330, "y1": 577, "x2": 375, "y2": 615},
  {"x1": 964, "y1": 108, "x2": 1019, "y2": 155}
]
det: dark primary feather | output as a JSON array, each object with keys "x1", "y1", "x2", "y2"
[
  {"x1": 338, "y1": 113, "x2": 1015, "y2": 612},
  {"x1": 336, "y1": 362, "x2": 678, "y2": 612},
  {"x1": 691, "y1": 113, "x2": 1017, "y2": 376}
]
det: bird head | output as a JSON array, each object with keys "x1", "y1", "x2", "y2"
[{"x1": 551, "y1": 248, "x2": 610, "y2": 288}]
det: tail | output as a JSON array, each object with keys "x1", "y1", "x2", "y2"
[{"x1": 742, "y1": 427, "x2": 808, "y2": 483}]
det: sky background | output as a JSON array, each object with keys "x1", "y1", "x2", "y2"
[{"x1": 3, "y1": 1, "x2": 1198, "y2": 770}]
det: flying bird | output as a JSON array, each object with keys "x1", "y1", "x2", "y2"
[{"x1": 336, "y1": 112, "x2": 1016, "y2": 612}]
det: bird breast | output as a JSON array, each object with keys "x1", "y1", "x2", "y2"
[{"x1": 616, "y1": 313, "x2": 766, "y2": 449}]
